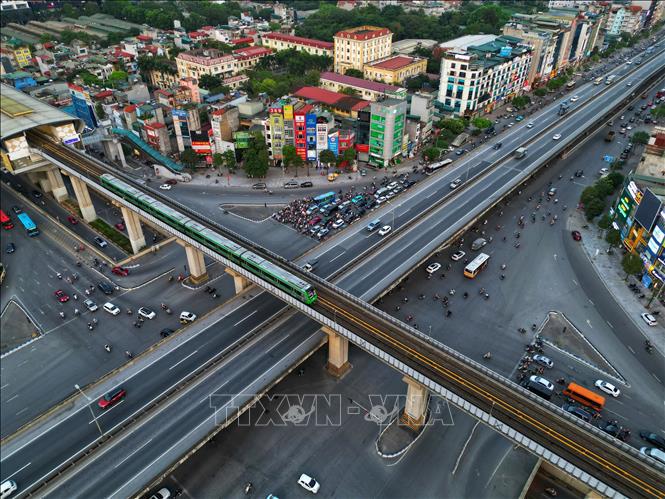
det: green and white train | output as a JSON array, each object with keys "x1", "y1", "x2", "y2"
[{"x1": 100, "y1": 174, "x2": 318, "y2": 305}]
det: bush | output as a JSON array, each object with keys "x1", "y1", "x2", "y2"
[
  {"x1": 511, "y1": 95, "x2": 531, "y2": 109},
  {"x1": 90, "y1": 219, "x2": 133, "y2": 254},
  {"x1": 471, "y1": 117, "x2": 492, "y2": 129},
  {"x1": 585, "y1": 197, "x2": 606, "y2": 220},
  {"x1": 437, "y1": 118, "x2": 466, "y2": 135},
  {"x1": 435, "y1": 138, "x2": 449, "y2": 150},
  {"x1": 631, "y1": 131, "x2": 650, "y2": 144},
  {"x1": 470, "y1": 128, "x2": 481, "y2": 136},
  {"x1": 534, "y1": 88, "x2": 548, "y2": 97},
  {"x1": 423, "y1": 147, "x2": 441, "y2": 161}
]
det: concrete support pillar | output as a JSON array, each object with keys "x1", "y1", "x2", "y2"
[
  {"x1": 225, "y1": 268, "x2": 250, "y2": 294},
  {"x1": 401, "y1": 376, "x2": 429, "y2": 429},
  {"x1": 120, "y1": 205, "x2": 146, "y2": 254},
  {"x1": 46, "y1": 168, "x2": 68, "y2": 202},
  {"x1": 323, "y1": 326, "x2": 352, "y2": 378},
  {"x1": 70, "y1": 176, "x2": 97, "y2": 222},
  {"x1": 103, "y1": 138, "x2": 127, "y2": 167},
  {"x1": 184, "y1": 244, "x2": 208, "y2": 284}
]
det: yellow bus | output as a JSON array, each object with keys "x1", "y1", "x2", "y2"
[
  {"x1": 593, "y1": 77, "x2": 603, "y2": 85},
  {"x1": 463, "y1": 253, "x2": 490, "y2": 279},
  {"x1": 563, "y1": 382, "x2": 605, "y2": 412}
]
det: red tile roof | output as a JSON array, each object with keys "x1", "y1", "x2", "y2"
[
  {"x1": 93, "y1": 90, "x2": 113, "y2": 99},
  {"x1": 335, "y1": 26, "x2": 391, "y2": 41},
  {"x1": 188, "y1": 31, "x2": 208, "y2": 39},
  {"x1": 231, "y1": 37, "x2": 254, "y2": 45},
  {"x1": 368, "y1": 55, "x2": 420, "y2": 71},
  {"x1": 232, "y1": 46, "x2": 272, "y2": 59},
  {"x1": 124, "y1": 104, "x2": 137, "y2": 113},
  {"x1": 263, "y1": 32, "x2": 333, "y2": 50},
  {"x1": 136, "y1": 35, "x2": 152, "y2": 42},
  {"x1": 293, "y1": 86, "x2": 369, "y2": 113},
  {"x1": 320, "y1": 71, "x2": 401, "y2": 92}
]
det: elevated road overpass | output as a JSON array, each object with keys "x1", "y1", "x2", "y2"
[{"x1": 3, "y1": 46, "x2": 665, "y2": 498}]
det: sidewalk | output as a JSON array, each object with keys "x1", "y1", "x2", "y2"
[{"x1": 571, "y1": 210, "x2": 664, "y2": 348}]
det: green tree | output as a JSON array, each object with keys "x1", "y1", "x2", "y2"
[
  {"x1": 256, "y1": 7, "x2": 273, "y2": 20},
  {"x1": 471, "y1": 117, "x2": 492, "y2": 129},
  {"x1": 78, "y1": 71, "x2": 101, "y2": 87},
  {"x1": 341, "y1": 147, "x2": 356, "y2": 168},
  {"x1": 580, "y1": 186, "x2": 601, "y2": 206},
  {"x1": 534, "y1": 87, "x2": 548, "y2": 97},
  {"x1": 282, "y1": 145, "x2": 301, "y2": 176},
  {"x1": 61, "y1": 3, "x2": 78, "y2": 18},
  {"x1": 621, "y1": 253, "x2": 643, "y2": 279},
  {"x1": 318, "y1": 149, "x2": 336, "y2": 169},
  {"x1": 344, "y1": 68, "x2": 364, "y2": 78},
  {"x1": 198, "y1": 74, "x2": 223, "y2": 90},
  {"x1": 605, "y1": 228, "x2": 621, "y2": 247},
  {"x1": 437, "y1": 118, "x2": 465, "y2": 135},
  {"x1": 243, "y1": 132, "x2": 269, "y2": 178},
  {"x1": 223, "y1": 149, "x2": 237, "y2": 173},
  {"x1": 585, "y1": 197, "x2": 605, "y2": 221},
  {"x1": 423, "y1": 147, "x2": 441, "y2": 161},
  {"x1": 269, "y1": 22, "x2": 282, "y2": 31},
  {"x1": 94, "y1": 102, "x2": 106, "y2": 119},
  {"x1": 39, "y1": 33, "x2": 55, "y2": 44},
  {"x1": 107, "y1": 70, "x2": 128, "y2": 88},
  {"x1": 597, "y1": 213, "x2": 612, "y2": 230},
  {"x1": 339, "y1": 86, "x2": 359, "y2": 96},
  {"x1": 181, "y1": 149, "x2": 199, "y2": 169},
  {"x1": 212, "y1": 152, "x2": 224, "y2": 173},
  {"x1": 606, "y1": 172, "x2": 624, "y2": 189},
  {"x1": 652, "y1": 104, "x2": 665, "y2": 119},
  {"x1": 511, "y1": 95, "x2": 531, "y2": 109},
  {"x1": 631, "y1": 131, "x2": 650, "y2": 144}
]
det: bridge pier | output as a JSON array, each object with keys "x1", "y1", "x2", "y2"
[
  {"x1": 120, "y1": 205, "x2": 146, "y2": 254},
  {"x1": 45, "y1": 168, "x2": 68, "y2": 202},
  {"x1": 103, "y1": 137, "x2": 127, "y2": 167},
  {"x1": 323, "y1": 327, "x2": 352, "y2": 378},
  {"x1": 70, "y1": 176, "x2": 97, "y2": 222},
  {"x1": 225, "y1": 269, "x2": 250, "y2": 294},
  {"x1": 401, "y1": 376, "x2": 429, "y2": 430},
  {"x1": 184, "y1": 244, "x2": 208, "y2": 284}
]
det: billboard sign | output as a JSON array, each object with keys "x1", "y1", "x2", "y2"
[{"x1": 234, "y1": 131, "x2": 251, "y2": 149}]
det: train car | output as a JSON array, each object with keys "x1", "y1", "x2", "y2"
[
  {"x1": 198, "y1": 227, "x2": 246, "y2": 263},
  {"x1": 240, "y1": 251, "x2": 317, "y2": 304}
]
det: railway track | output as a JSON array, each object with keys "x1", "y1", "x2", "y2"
[{"x1": 27, "y1": 124, "x2": 665, "y2": 497}]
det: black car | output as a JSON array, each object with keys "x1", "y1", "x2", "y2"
[
  {"x1": 640, "y1": 431, "x2": 665, "y2": 450},
  {"x1": 160, "y1": 328, "x2": 174, "y2": 338},
  {"x1": 5, "y1": 243, "x2": 16, "y2": 254},
  {"x1": 31, "y1": 190, "x2": 43, "y2": 199},
  {"x1": 599, "y1": 421, "x2": 621, "y2": 437},
  {"x1": 97, "y1": 282, "x2": 114, "y2": 295},
  {"x1": 12, "y1": 205, "x2": 22, "y2": 215},
  {"x1": 492, "y1": 142, "x2": 502, "y2": 150},
  {"x1": 574, "y1": 169, "x2": 584, "y2": 178},
  {"x1": 300, "y1": 181, "x2": 313, "y2": 188},
  {"x1": 562, "y1": 403, "x2": 591, "y2": 422}
]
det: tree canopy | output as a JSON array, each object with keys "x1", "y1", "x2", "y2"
[{"x1": 243, "y1": 132, "x2": 270, "y2": 178}]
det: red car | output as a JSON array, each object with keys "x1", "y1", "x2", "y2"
[
  {"x1": 67, "y1": 215, "x2": 78, "y2": 225},
  {"x1": 97, "y1": 386, "x2": 126, "y2": 409},
  {"x1": 165, "y1": 179, "x2": 177, "y2": 185},
  {"x1": 571, "y1": 230, "x2": 582, "y2": 241},
  {"x1": 54, "y1": 289, "x2": 70, "y2": 302},
  {"x1": 112, "y1": 266, "x2": 129, "y2": 276},
  {"x1": 115, "y1": 222, "x2": 125, "y2": 231}
]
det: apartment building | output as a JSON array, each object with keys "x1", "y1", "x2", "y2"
[
  {"x1": 437, "y1": 35, "x2": 532, "y2": 117},
  {"x1": 210, "y1": 107, "x2": 240, "y2": 154},
  {"x1": 261, "y1": 32, "x2": 333, "y2": 57},
  {"x1": 333, "y1": 25, "x2": 393, "y2": 74},
  {"x1": 232, "y1": 46, "x2": 273, "y2": 73},
  {"x1": 368, "y1": 98, "x2": 407, "y2": 168},
  {"x1": 0, "y1": 43, "x2": 31, "y2": 68},
  {"x1": 363, "y1": 55, "x2": 427, "y2": 85},
  {"x1": 605, "y1": 4, "x2": 644, "y2": 37},
  {"x1": 319, "y1": 71, "x2": 406, "y2": 101},
  {"x1": 144, "y1": 122, "x2": 171, "y2": 155},
  {"x1": 176, "y1": 49, "x2": 236, "y2": 79}
]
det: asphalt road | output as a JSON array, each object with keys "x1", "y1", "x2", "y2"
[{"x1": 3, "y1": 41, "x2": 660, "y2": 498}]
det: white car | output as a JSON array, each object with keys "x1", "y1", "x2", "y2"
[
  {"x1": 159, "y1": 184, "x2": 172, "y2": 190},
  {"x1": 148, "y1": 488, "x2": 171, "y2": 499},
  {"x1": 84, "y1": 299, "x2": 98, "y2": 312},
  {"x1": 0, "y1": 480, "x2": 18, "y2": 499},
  {"x1": 426, "y1": 262, "x2": 441, "y2": 274},
  {"x1": 641, "y1": 312, "x2": 658, "y2": 326},
  {"x1": 526, "y1": 122, "x2": 534, "y2": 129},
  {"x1": 451, "y1": 250, "x2": 466, "y2": 261},
  {"x1": 449, "y1": 178, "x2": 463, "y2": 190},
  {"x1": 180, "y1": 311, "x2": 197, "y2": 323},
  {"x1": 378, "y1": 225, "x2": 392, "y2": 236},
  {"x1": 533, "y1": 354, "x2": 554, "y2": 368},
  {"x1": 570, "y1": 95, "x2": 580, "y2": 102},
  {"x1": 332, "y1": 219, "x2": 345, "y2": 229},
  {"x1": 298, "y1": 474, "x2": 320, "y2": 494},
  {"x1": 595, "y1": 379, "x2": 620, "y2": 397},
  {"x1": 626, "y1": 81, "x2": 633, "y2": 87},
  {"x1": 507, "y1": 122, "x2": 514, "y2": 128},
  {"x1": 529, "y1": 375, "x2": 554, "y2": 391},
  {"x1": 552, "y1": 133, "x2": 562, "y2": 140},
  {"x1": 599, "y1": 168, "x2": 610, "y2": 176},
  {"x1": 138, "y1": 307, "x2": 156, "y2": 320},
  {"x1": 103, "y1": 302, "x2": 120, "y2": 316}
]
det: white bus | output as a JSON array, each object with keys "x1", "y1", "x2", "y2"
[
  {"x1": 425, "y1": 159, "x2": 453, "y2": 175},
  {"x1": 464, "y1": 252, "x2": 490, "y2": 279}
]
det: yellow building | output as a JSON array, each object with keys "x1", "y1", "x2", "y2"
[
  {"x1": 1, "y1": 44, "x2": 31, "y2": 68},
  {"x1": 261, "y1": 32, "x2": 333, "y2": 58},
  {"x1": 176, "y1": 49, "x2": 236, "y2": 79},
  {"x1": 363, "y1": 55, "x2": 427, "y2": 85},
  {"x1": 333, "y1": 25, "x2": 392, "y2": 75}
]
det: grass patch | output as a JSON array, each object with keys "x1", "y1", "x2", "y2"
[{"x1": 90, "y1": 219, "x2": 132, "y2": 254}]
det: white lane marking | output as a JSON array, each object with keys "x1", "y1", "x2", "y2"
[
  {"x1": 572, "y1": 279, "x2": 578, "y2": 286},
  {"x1": 627, "y1": 346, "x2": 635, "y2": 354},
  {"x1": 485, "y1": 445, "x2": 513, "y2": 489},
  {"x1": 233, "y1": 310, "x2": 257, "y2": 327},
  {"x1": 91, "y1": 400, "x2": 125, "y2": 423},
  {"x1": 0, "y1": 384, "x2": 8, "y2": 390},
  {"x1": 607, "y1": 321, "x2": 614, "y2": 329},
  {"x1": 588, "y1": 299, "x2": 594, "y2": 305},
  {"x1": 426, "y1": 190, "x2": 439, "y2": 199},
  {"x1": 329, "y1": 251, "x2": 346, "y2": 263},
  {"x1": 16, "y1": 407, "x2": 29, "y2": 416},
  {"x1": 3, "y1": 461, "x2": 31, "y2": 481},
  {"x1": 114, "y1": 438, "x2": 153, "y2": 469},
  {"x1": 6, "y1": 394, "x2": 19, "y2": 403},
  {"x1": 452, "y1": 420, "x2": 479, "y2": 475},
  {"x1": 586, "y1": 320, "x2": 593, "y2": 328},
  {"x1": 169, "y1": 350, "x2": 198, "y2": 371},
  {"x1": 652, "y1": 373, "x2": 662, "y2": 384}
]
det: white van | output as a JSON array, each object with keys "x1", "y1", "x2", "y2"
[
  {"x1": 0, "y1": 480, "x2": 18, "y2": 499},
  {"x1": 103, "y1": 302, "x2": 120, "y2": 315},
  {"x1": 640, "y1": 447, "x2": 665, "y2": 465}
]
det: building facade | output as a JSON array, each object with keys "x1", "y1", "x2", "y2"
[
  {"x1": 176, "y1": 49, "x2": 236, "y2": 79},
  {"x1": 261, "y1": 32, "x2": 333, "y2": 57},
  {"x1": 333, "y1": 25, "x2": 393, "y2": 74},
  {"x1": 363, "y1": 55, "x2": 427, "y2": 85},
  {"x1": 368, "y1": 98, "x2": 407, "y2": 167},
  {"x1": 319, "y1": 71, "x2": 406, "y2": 101},
  {"x1": 437, "y1": 35, "x2": 532, "y2": 117},
  {"x1": 144, "y1": 122, "x2": 171, "y2": 155},
  {"x1": 605, "y1": 4, "x2": 644, "y2": 37}
]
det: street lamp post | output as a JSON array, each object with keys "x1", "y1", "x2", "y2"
[{"x1": 75, "y1": 384, "x2": 103, "y2": 438}]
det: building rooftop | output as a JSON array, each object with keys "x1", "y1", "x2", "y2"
[
  {"x1": 232, "y1": 46, "x2": 272, "y2": 59},
  {"x1": 293, "y1": 86, "x2": 369, "y2": 112},
  {"x1": 320, "y1": 71, "x2": 402, "y2": 93},
  {"x1": 0, "y1": 83, "x2": 83, "y2": 141},
  {"x1": 335, "y1": 25, "x2": 391, "y2": 41},
  {"x1": 367, "y1": 55, "x2": 421, "y2": 71},
  {"x1": 263, "y1": 32, "x2": 333, "y2": 50},
  {"x1": 439, "y1": 34, "x2": 497, "y2": 51}
]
